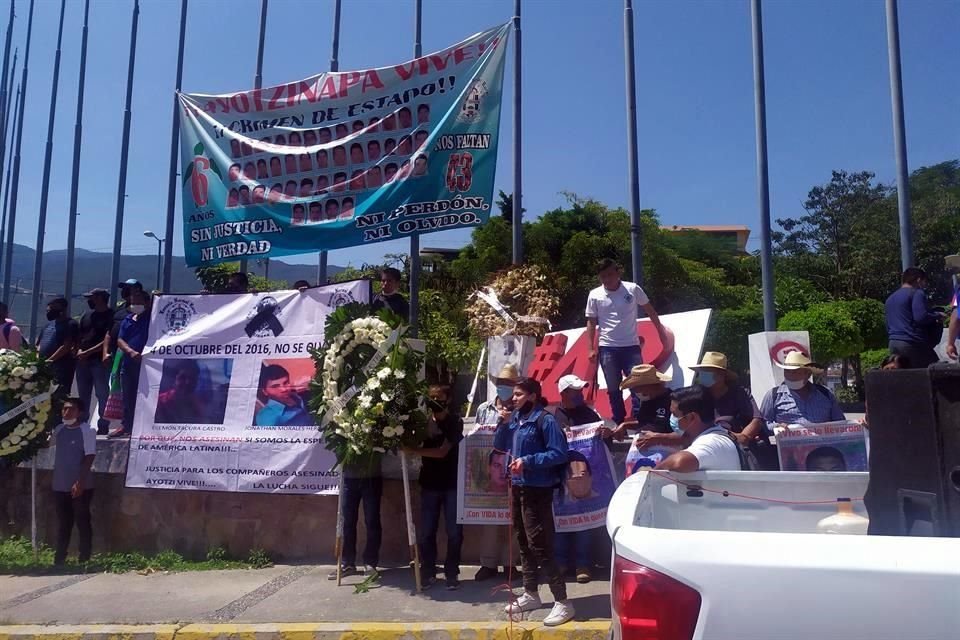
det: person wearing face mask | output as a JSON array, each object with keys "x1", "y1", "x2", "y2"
[
  {"x1": 406, "y1": 384, "x2": 464, "y2": 590},
  {"x1": 103, "y1": 279, "x2": 143, "y2": 367},
  {"x1": 612, "y1": 365, "x2": 677, "y2": 450},
  {"x1": 495, "y1": 378, "x2": 575, "y2": 627},
  {"x1": 36, "y1": 297, "x2": 79, "y2": 401},
  {"x1": 554, "y1": 375, "x2": 601, "y2": 430},
  {"x1": 109, "y1": 289, "x2": 152, "y2": 438},
  {"x1": 656, "y1": 385, "x2": 741, "y2": 472},
  {"x1": 49, "y1": 397, "x2": 97, "y2": 565},
  {"x1": 472, "y1": 363, "x2": 521, "y2": 582},
  {"x1": 691, "y1": 352, "x2": 764, "y2": 443},
  {"x1": 760, "y1": 351, "x2": 845, "y2": 429},
  {"x1": 75, "y1": 289, "x2": 114, "y2": 435}
]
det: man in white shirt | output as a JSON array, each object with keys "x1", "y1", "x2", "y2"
[
  {"x1": 585, "y1": 258, "x2": 668, "y2": 425},
  {"x1": 657, "y1": 385, "x2": 741, "y2": 472}
]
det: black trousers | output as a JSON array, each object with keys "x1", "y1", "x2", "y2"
[
  {"x1": 511, "y1": 485, "x2": 566, "y2": 601},
  {"x1": 54, "y1": 489, "x2": 94, "y2": 564},
  {"x1": 889, "y1": 340, "x2": 939, "y2": 369}
]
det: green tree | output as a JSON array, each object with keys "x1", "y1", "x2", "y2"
[
  {"x1": 778, "y1": 302, "x2": 863, "y2": 364},
  {"x1": 703, "y1": 305, "x2": 764, "y2": 377},
  {"x1": 195, "y1": 263, "x2": 287, "y2": 293}
]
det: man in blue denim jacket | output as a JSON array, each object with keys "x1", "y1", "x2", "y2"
[{"x1": 494, "y1": 378, "x2": 575, "y2": 627}]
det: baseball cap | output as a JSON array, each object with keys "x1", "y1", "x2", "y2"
[
  {"x1": 83, "y1": 288, "x2": 109, "y2": 298},
  {"x1": 118, "y1": 279, "x2": 142, "y2": 288},
  {"x1": 557, "y1": 374, "x2": 588, "y2": 394}
]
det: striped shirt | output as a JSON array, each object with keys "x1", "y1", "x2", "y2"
[{"x1": 760, "y1": 383, "x2": 845, "y2": 426}]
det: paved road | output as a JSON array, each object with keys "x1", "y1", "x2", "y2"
[{"x1": 0, "y1": 565, "x2": 611, "y2": 625}]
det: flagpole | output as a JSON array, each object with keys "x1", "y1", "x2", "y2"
[
  {"x1": 885, "y1": 0, "x2": 913, "y2": 270},
  {"x1": 0, "y1": 0, "x2": 15, "y2": 189},
  {"x1": 751, "y1": 0, "x2": 776, "y2": 331},
  {"x1": 63, "y1": 0, "x2": 90, "y2": 314},
  {"x1": 240, "y1": 0, "x2": 268, "y2": 278},
  {"x1": 0, "y1": 79, "x2": 19, "y2": 281},
  {"x1": 1, "y1": 0, "x2": 34, "y2": 303},
  {"x1": 27, "y1": 0, "x2": 66, "y2": 341},
  {"x1": 512, "y1": 0, "x2": 523, "y2": 265},
  {"x1": 623, "y1": 0, "x2": 641, "y2": 283},
  {"x1": 408, "y1": 0, "x2": 422, "y2": 338},
  {"x1": 161, "y1": 0, "x2": 188, "y2": 293},
  {"x1": 317, "y1": 0, "x2": 341, "y2": 287},
  {"x1": 109, "y1": 0, "x2": 140, "y2": 296}
]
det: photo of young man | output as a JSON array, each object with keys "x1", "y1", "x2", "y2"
[
  {"x1": 398, "y1": 135, "x2": 413, "y2": 155},
  {"x1": 367, "y1": 140, "x2": 382, "y2": 162},
  {"x1": 316, "y1": 175, "x2": 330, "y2": 193},
  {"x1": 228, "y1": 163, "x2": 241, "y2": 181},
  {"x1": 270, "y1": 156, "x2": 282, "y2": 177},
  {"x1": 304, "y1": 130, "x2": 317, "y2": 147},
  {"x1": 398, "y1": 159, "x2": 411, "y2": 179},
  {"x1": 333, "y1": 146, "x2": 347, "y2": 167},
  {"x1": 398, "y1": 106, "x2": 412, "y2": 129},
  {"x1": 299, "y1": 153, "x2": 313, "y2": 172},
  {"x1": 316, "y1": 149, "x2": 329, "y2": 169},
  {"x1": 413, "y1": 154, "x2": 428, "y2": 177},
  {"x1": 382, "y1": 113, "x2": 397, "y2": 131},
  {"x1": 414, "y1": 130, "x2": 428, "y2": 150},
  {"x1": 288, "y1": 131, "x2": 303, "y2": 147},
  {"x1": 256, "y1": 159, "x2": 269, "y2": 179},
  {"x1": 385, "y1": 163, "x2": 398, "y2": 182},
  {"x1": 227, "y1": 188, "x2": 239, "y2": 207},
  {"x1": 366, "y1": 166, "x2": 383, "y2": 189},
  {"x1": 300, "y1": 178, "x2": 314, "y2": 197},
  {"x1": 340, "y1": 197, "x2": 355, "y2": 218},
  {"x1": 238, "y1": 185, "x2": 251, "y2": 205},
  {"x1": 274, "y1": 133, "x2": 287, "y2": 147},
  {"x1": 368, "y1": 117, "x2": 380, "y2": 132},
  {"x1": 352, "y1": 120, "x2": 365, "y2": 133},
  {"x1": 333, "y1": 172, "x2": 347, "y2": 193},
  {"x1": 268, "y1": 183, "x2": 283, "y2": 203},
  {"x1": 241, "y1": 140, "x2": 253, "y2": 156},
  {"x1": 318, "y1": 127, "x2": 331, "y2": 144},
  {"x1": 285, "y1": 154, "x2": 297, "y2": 174},
  {"x1": 243, "y1": 162, "x2": 256, "y2": 179},
  {"x1": 284, "y1": 180, "x2": 298, "y2": 198},
  {"x1": 291, "y1": 203, "x2": 306, "y2": 225},
  {"x1": 324, "y1": 199, "x2": 340, "y2": 220},
  {"x1": 252, "y1": 185, "x2": 266, "y2": 203},
  {"x1": 384, "y1": 138, "x2": 396, "y2": 156},
  {"x1": 230, "y1": 139, "x2": 242, "y2": 158},
  {"x1": 350, "y1": 169, "x2": 365, "y2": 191},
  {"x1": 350, "y1": 143, "x2": 364, "y2": 165},
  {"x1": 254, "y1": 361, "x2": 316, "y2": 427},
  {"x1": 309, "y1": 201, "x2": 323, "y2": 223},
  {"x1": 417, "y1": 103, "x2": 430, "y2": 124},
  {"x1": 335, "y1": 123, "x2": 349, "y2": 139}
]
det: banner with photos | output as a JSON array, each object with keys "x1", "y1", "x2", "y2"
[
  {"x1": 125, "y1": 280, "x2": 370, "y2": 494},
  {"x1": 775, "y1": 421, "x2": 868, "y2": 472},
  {"x1": 179, "y1": 23, "x2": 510, "y2": 267},
  {"x1": 457, "y1": 420, "x2": 618, "y2": 530}
]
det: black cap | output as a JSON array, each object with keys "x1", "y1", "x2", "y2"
[{"x1": 83, "y1": 288, "x2": 110, "y2": 298}]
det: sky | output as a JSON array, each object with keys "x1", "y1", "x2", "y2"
[{"x1": 2, "y1": 0, "x2": 957, "y2": 277}]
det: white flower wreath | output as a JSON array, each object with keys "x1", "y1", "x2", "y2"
[{"x1": 0, "y1": 349, "x2": 56, "y2": 461}]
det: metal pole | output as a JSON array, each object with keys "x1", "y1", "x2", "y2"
[
  {"x1": 317, "y1": 0, "x2": 341, "y2": 286},
  {"x1": 240, "y1": 0, "x2": 268, "y2": 276},
  {"x1": 27, "y1": 0, "x2": 66, "y2": 342},
  {"x1": 155, "y1": 238, "x2": 162, "y2": 291},
  {"x1": 751, "y1": 0, "x2": 776, "y2": 331},
  {"x1": 64, "y1": 0, "x2": 90, "y2": 314},
  {"x1": 161, "y1": 0, "x2": 188, "y2": 292},
  {"x1": 623, "y1": 0, "x2": 641, "y2": 283},
  {"x1": 2, "y1": 0, "x2": 34, "y2": 303},
  {"x1": 0, "y1": 0, "x2": 15, "y2": 192},
  {"x1": 408, "y1": 0, "x2": 422, "y2": 336},
  {"x1": 885, "y1": 0, "x2": 913, "y2": 270},
  {"x1": 0, "y1": 72, "x2": 17, "y2": 281},
  {"x1": 109, "y1": 0, "x2": 140, "y2": 297},
  {"x1": 511, "y1": 0, "x2": 523, "y2": 265}
]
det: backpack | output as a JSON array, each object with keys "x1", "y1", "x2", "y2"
[{"x1": 718, "y1": 429, "x2": 759, "y2": 471}]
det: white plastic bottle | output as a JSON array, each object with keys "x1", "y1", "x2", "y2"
[{"x1": 816, "y1": 498, "x2": 869, "y2": 535}]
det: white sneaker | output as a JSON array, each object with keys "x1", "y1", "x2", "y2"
[
  {"x1": 543, "y1": 600, "x2": 575, "y2": 626},
  {"x1": 504, "y1": 591, "x2": 541, "y2": 614}
]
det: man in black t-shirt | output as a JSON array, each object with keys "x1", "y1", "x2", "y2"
[
  {"x1": 36, "y1": 297, "x2": 79, "y2": 392},
  {"x1": 613, "y1": 365, "x2": 678, "y2": 448},
  {"x1": 76, "y1": 289, "x2": 114, "y2": 434},
  {"x1": 554, "y1": 375, "x2": 601, "y2": 429},
  {"x1": 370, "y1": 267, "x2": 410, "y2": 322},
  {"x1": 407, "y1": 384, "x2": 464, "y2": 590}
]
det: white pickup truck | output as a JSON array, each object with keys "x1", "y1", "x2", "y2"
[{"x1": 606, "y1": 470, "x2": 960, "y2": 639}]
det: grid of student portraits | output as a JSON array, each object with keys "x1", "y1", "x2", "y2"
[{"x1": 225, "y1": 104, "x2": 433, "y2": 226}]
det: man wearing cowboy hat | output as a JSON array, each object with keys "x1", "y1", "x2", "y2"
[
  {"x1": 691, "y1": 352, "x2": 763, "y2": 447},
  {"x1": 476, "y1": 364, "x2": 521, "y2": 428},
  {"x1": 612, "y1": 365, "x2": 675, "y2": 446},
  {"x1": 759, "y1": 351, "x2": 845, "y2": 426}
]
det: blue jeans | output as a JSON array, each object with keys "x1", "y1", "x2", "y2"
[
  {"x1": 599, "y1": 345, "x2": 643, "y2": 423},
  {"x1": 555, "y1": 530, "x2": 591, "y2": 569},
  {"x1": 75, "y1": 358, "x2": 111, "y2": 430},
  {"x1": 341, "y1": 476, "x2": 383, "y2": 568},
  {"x1": 418, "y1": 488, "x2": 463, "y2": 579}
]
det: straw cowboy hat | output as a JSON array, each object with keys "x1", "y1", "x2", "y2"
[
  {"x1": 489, "y1": 363, "x2": 521, "y2": 384},
  {"x1": 775, "y1": 351, "x2": 823, "y2": 373},
  {"x1": 620, "y1": 364, "x2": 671, "y2": 390},
  {"x1": 690, "y1": 352, "x2": 738, "y2": 380}
]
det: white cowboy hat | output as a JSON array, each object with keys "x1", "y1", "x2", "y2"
[
  {"x1": 690, "y1": 351, "x2": 738, "y2": 380},
  {"x1": 775, "y1": 351, "x2": 823, "y2": 373},
  {"x1": 489, "y1": 364, "x2": 520, "y2": 384},
  {"x1": 620, "y1": 364, "x2": 671, "y2": 390}
]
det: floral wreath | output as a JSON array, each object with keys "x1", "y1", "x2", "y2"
[
  {"x1": 310, "y1": 304, "x2": 427, "y2": 468},
  {"x1": 0, "y1": 349, "x2": 57, "y2": 466},
  {"x1": 465, "y1": 264, "x2": 559, "y2": 338}
]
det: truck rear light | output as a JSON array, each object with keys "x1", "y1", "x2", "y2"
[{"x1": 612, "y1": 554, "x2": 701, "y2": 640}]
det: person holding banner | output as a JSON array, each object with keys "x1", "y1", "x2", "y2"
[
  {"x1": 760, "y1": 352, "x2": 845, "y2": 427},
  {"x1": 613, "y1": 365, "x2": 674, "y2": 444},
  {"x1": 370, "y1": 268, "x2": 409, "y2": 322},
  {"x1": 407, "y1": 384, "x2": 464, "y2": 591},
  {"x1": 496, "y1": 378, "x2": 575, "y2": 627}
]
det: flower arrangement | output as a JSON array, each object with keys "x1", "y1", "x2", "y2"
[
  {"x1": 0, "y1": 349, "x2": 57, "y2": 465},
  {"x1": 465, "y1": 264, "x2": 560, "y2": 338},
  {"x1": 310, "y1": 304, "x2": 427, "y2": 468}
]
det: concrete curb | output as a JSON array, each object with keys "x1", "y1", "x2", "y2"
[{"x1": 0, "y1": 623, "x2": 611, "y2": 640}]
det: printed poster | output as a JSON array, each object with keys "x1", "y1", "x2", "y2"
[
  {"x1": 775, "y1": 421, "x2": 868, "y2": 472},
  {"x1": 125, "y1": 280, "x2": 370, "y2": 494},
  {"x1": 179, "y1": 23, "x2": 510, "y2": 267},
  {"x1": 457, "y1": 422, "x2": 510, "y2": 525}
]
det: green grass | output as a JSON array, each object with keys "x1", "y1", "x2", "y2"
[{"x1": 0, "y1": 536, "x2": 273, "y2": 574}]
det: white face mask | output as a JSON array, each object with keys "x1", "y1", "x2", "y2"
[
  {"x1": 129, "y1": 304, "x2": 145, "y2": 314},
  {"x1": 62, "y1": 418, "x2": 77, "y2": 426},
  {"x1": 785, "y1": 378, "x2": 807, "y2": 390}
]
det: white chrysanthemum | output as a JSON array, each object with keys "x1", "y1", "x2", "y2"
[
  {"x1": 366, "y1": 377, "x2": 380, "y2": 390},
  {"x1": 380, "y1": 392, "x2": 393, "y2": 402},
  {"x1": 382, "y1": 426, "x2": 395, "y2": 438},
  {"x1": 394, "y1": 426, "x2": 405, "y2": 436},
  {"x1": 376, "y1": 368, "x2": 391, "y2": 380},
  {"x1": 393, "y1": 369, "x2": 406, "y2": 379},
  {"x1": 8, "y1": 378, "x2": 21, "y2": 389},
  {"x1": 10, "y1": 366, "x2": 24, "y2": 378}
]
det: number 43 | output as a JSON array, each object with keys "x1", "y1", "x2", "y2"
[{"x1": 445, "y1": 153, "x2": 473, "y2": 192}]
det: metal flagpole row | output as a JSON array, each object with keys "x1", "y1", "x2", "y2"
[
  {"x1": 0, "y1": 69, "x2": 17, "y2": 280},
  {"x1": 161, "y1": 0, "x2": 188, "y2": 293},
  {"x1": 317, "y1": 0, "x2": 341, "y2": 287},
  {"x1": 0, "y1": 0, "x2": 15, "y2": 204},
  {"x1": 512, "y1": 0, "x2": 523, "y2": 265},
  {"x1": 623, "y1": 0, "x2": 641, "y2": 283},
  {"x1": 63, "y1": 0, "x2": 90, "y2": 312},
  {"x1": 109, "y1": 0, "x2": 140, "y2": 296},
  {"x1": 885, "y1": 0, "x2": 913, "y2": 270},
  {"x1": 240, "y1": 0, "x2": 269, "y2": 278},
  {"x1": 2, "y1": 0, "x2": 34, "y2": 303}
]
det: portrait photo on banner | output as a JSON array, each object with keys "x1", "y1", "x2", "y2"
[
  {"x1": 154, "y1": 358, "x2": 233, "y2": 425},
  {"x1": 252, "y1": 358, "x2": 318, "y2": 428},
  {"x1": 462, "y1": 426, "x2": 510, "y2": 511},
  {"x1": 775, "y1": 422, "x2": 869, "y2": 472},
  {"x1": 553, "y1": 426, "x2": 618, "y2": 529}
]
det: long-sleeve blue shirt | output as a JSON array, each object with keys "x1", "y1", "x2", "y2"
[
  {"x1": 492, "y1": 406, "x2": 568, "y2": 488},
  {"x1": 885, "y1": 286, "x2": 939, "y2": 344}
]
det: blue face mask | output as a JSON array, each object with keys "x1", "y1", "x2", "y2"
[
  {"x1": 571, "y1": 391, "x2": 585, "y2": 406},
  {"x1": 496, "y1": 384, "x2": 514, "y2": 402},
  {"x1": 698, "y1": 371, "x2": 717, "y2": 387},
  {"x1": 669, "y1": 414, "x2": 682, "y2": 433}
]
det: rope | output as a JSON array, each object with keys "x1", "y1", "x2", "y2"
[{"x1": 645, "y1": 469, "x2": 865, "y2": 505}]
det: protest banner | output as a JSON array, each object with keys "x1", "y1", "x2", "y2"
[
  {"x1": 775, "y1": 421, "x2": 868, "y2": 472},
  {"x1": 178, "y1": 23, "x2": 510, "y2": 267},
  {"x1": 125, "y1": 280, "x2": 370, "y2": 494},
  {"x1": 553, "y1": 423, "x2": 619, "y2": 533},
  {"x1": 457, "y1": 422, "x2": 510, "y2": 524}
]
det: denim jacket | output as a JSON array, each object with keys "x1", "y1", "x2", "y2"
[{"x1": 493, "y1": 406, "x2": 568, "y2": 488}]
